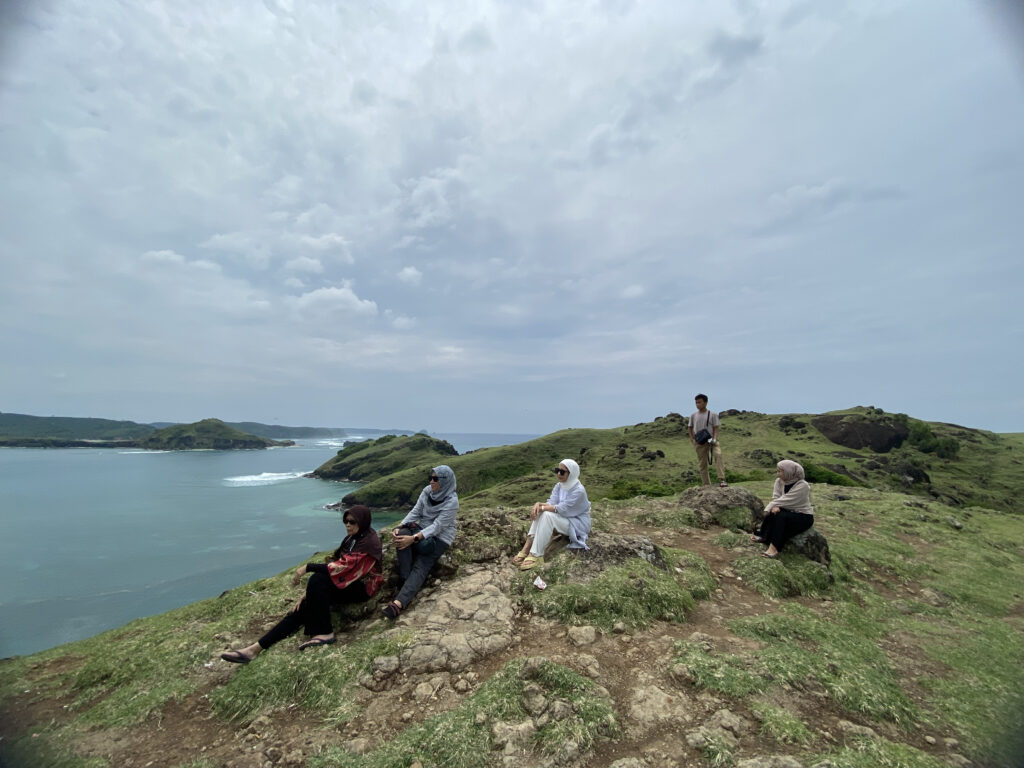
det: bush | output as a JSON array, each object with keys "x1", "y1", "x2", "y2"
[
  {"x1": 606, "y1": 478, "x2": 678, "y2": 500},
  {"x1": 803, "y1": 462, "x2": 859, "y2": 487}
]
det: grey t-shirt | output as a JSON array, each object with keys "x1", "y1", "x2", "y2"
[{"x1": 690, "y1": 410, "x2": 719, "y2": 434}]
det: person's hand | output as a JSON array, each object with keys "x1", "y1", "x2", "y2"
[
  {"x1": 292, "y1": 564, "x2": 307, "y2": 585},
  {"x1": 395, "y1": 534, "x2": 417, "y2": 550},
  {"x1": 291, "y1": 596, "x2": 304, "y2": 613},
  {"x1": 771, "y1": 506, "x2": 781, "y2": 515}
]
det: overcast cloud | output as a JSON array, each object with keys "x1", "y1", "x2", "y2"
[{"x1": 1, "y1": 0, "x2": 1022, "y2": 434}]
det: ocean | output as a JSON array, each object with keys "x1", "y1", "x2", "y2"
[{"x1": 0, "y1": 432, "x2": 535, "y2": 657}]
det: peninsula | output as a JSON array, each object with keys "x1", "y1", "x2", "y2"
[{"x1": 2, "y1": 406, "x2": 1022, "y2": 768}]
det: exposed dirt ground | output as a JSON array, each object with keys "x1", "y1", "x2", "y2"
[{"x1": 0, "y1": 522, "x2": 963, "y2": 768}]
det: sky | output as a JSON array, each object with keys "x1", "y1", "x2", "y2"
[{"x1": 1, "y1": 0, "x2": 1022, "y2": 435}]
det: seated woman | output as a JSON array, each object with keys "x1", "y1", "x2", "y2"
[
  {"x1": 382, "y1": 465, "x2": 458, "y2": 620},
  {"x1": 221, "y1": 505, "x2": 383, "y2": 663},
  {"x1": 752, "y1": 460, "x2": 815, "y2": 559},
  {"x1": 515, "y1": 458, "x2": 591, "y2": 571}
]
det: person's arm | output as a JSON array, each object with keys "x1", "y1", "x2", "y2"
[
  {"x1": 767, "y1": 481, "x2": 812, "y2": 511},
  {"x1": 327, "y1": 552, "x2": 378, "y2": 589},
  {"x1": 416, "y1": 497, "x2": 457, "y2": 541},
  {"x1": 552, "y1": 484, "x2": 589, "y2": 517},
  {"x1": 711, "y1": 413, "x2": 720, "y2": 442}
]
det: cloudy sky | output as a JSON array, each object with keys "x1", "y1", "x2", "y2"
[{"x1": 1, "y1": 0, "x2": 1022, "y2": 434}]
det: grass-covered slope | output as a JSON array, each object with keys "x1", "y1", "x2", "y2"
[
  {"x1": 137, "y1": 418, "x2": 293, "y2": 450},
  {"x1": 332, "y1": 409, "x2": 1024, "y2": 513},
  {"x1": 312, "y1": 433, "x2": 458, "y2": 486},
  {"x1": 0, "y1": 412, "x2": 156, "y2": 440}
]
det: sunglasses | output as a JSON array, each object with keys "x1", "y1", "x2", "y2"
[
  {"x1": 554, "y1": 468, "x2": 568, "y2": 476},
  {"x1": 344, "y1": 518, "x2": 358, "y2": 526},
  {"x1": 429, "y1": 475, "x2": 440, "y2": 482}
]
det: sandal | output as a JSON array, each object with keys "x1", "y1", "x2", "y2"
[
  {"x1": 762, "y1": 551, "x2": 778, "y2": 559},
  {"x1": 719, "y1": 481, "x2": 728, "y2": 487},
  {"x1": 298, "y1": 636, "x2": 336, "y2": 650},
  {"x1": 221, "y1": 650, "x2": 252, "y2": 665},
  {"x1": 382, "y1": 600, "x2": 402, "y2": 620},
  {"x1": 512, "y1": 548, "x2": 531, "y2": 565},
  {"x1": 519, "y1": 555, "x2": 544, "y2": 571}
]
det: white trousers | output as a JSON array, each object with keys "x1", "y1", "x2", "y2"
[{"x1": 528, "y1": 511, "x2": 570, "y2": 556}]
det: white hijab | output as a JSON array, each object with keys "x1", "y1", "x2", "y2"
[{"x1": 558, "y1": 458, "x2": 581, "y2": 490}]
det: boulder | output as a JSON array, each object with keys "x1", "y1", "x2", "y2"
[
  {"x1": 749, "y1": 510, "x2": 832, "y2": 568},
  {"x1": 812, "y1": 414, "x2": 909, "y2": 453},
  {"x1": 677, "y1": 486, "x2": 764, "y2": 529}
]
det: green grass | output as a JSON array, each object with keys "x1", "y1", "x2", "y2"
[
  {"x1": 634, "y1": 505, "x2": 699, "y2": 530},
  {"x1": 731, "y1": 553, "x2": 836, "y2": 599},
  {"x1": 751, "y1": 702, "x2": 813, "y2": 745},
  {"x1": 309, "y1": 658, "x2": 616, "y2": 768},
  {"x1": 513, "y1": 557, "x2": 698, "y2": 630},
  {"x1": 815, "y1": 736, "x2": 949, "y2": 768},
  {"x1": 673, "y1": 641, "x2": 767, "y2": 697},
  {"x1": 210, "y1": 632, "x2": 409, "y2": 724},
  {"x1": 732, "y1": 602, "x2": 917, "y2": 724}
]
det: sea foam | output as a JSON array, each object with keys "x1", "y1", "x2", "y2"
[{"x1": 223, "y1": 471, "x2": 308, "y2": 487}]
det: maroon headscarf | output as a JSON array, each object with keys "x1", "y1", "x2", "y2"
[{"x1": 333, "y1": 505, "x2": 383, "y2": 562}]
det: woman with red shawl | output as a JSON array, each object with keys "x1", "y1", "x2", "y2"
[{"x1": 221, "y1": 505, "x2": 383, "y2": 663}]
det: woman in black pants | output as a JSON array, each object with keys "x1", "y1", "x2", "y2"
[
  {"x1": 221, "y1": 505, "x2": 383, "y2": 663},
  {"x1": 752, "y1": 460, "x2": 814, "y2": 559}
]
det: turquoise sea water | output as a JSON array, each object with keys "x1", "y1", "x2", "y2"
[{"x1": 0, "y1": 432, "x2": 535, "y2": 657}]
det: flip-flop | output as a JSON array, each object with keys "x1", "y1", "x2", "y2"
[
  {"x1": 512, "y1": 550, "x2": 530, "y2": 565},
  {"x1": 382, "y1": 601, "x2": 402, "y2": 620},
  {"x1": 221, "y1": 650, "x2": 252, "y2": 664},
  {"x1": 761, "y1": 552, "x2": 778, "y2": 559},
  {"x1": 298, "y1": 636, "x2": 337, "y2": 650}
]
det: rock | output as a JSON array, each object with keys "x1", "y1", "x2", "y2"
[
  {"x1": 944, "y1": 738, "x2": 960, "y2": 749},
  {"x1": 812, "y1": 413, "x2": 909, "y2": 452},
  {"x1": 548, "y1": 699, "x2": 573, "y2": 721},
  {"x1": 737, "y1": 757, "x2": 805, "y2": 768},
  {"x1": 394, "y1": 565, "x2": 515, "y2": 673},
  {"x1": 413, "y1": 681, "x2": 435, "y2": 702},
  {"x1": 678, "y1": 486, "x2": 765, "y2": 529},
  {"x1": 610, "y1": 759, "x2": 649, "y2": 768},
  {"x1": 707, "y1": 708, "x2": 749, "y2": 735},
  {"x1": 282, "y1": 750, "x2": 304, "y2": 767},
  {"x1": 924, "y1": 735, "x2": 936, "y2": 745},
  {"x1": 919, "y1": 588, "x2": 950, "y2": 607},
  {"x1": 613, "y1": 621, "x2": 627, "y2": 634},
  {"x1": 372, "y1": 655, "x2": 400, "y2": 676},
  {"x1": 947, "y1": 756, "x2": 972, "y2": 768},
  {"x1": 575, "y1": 653, "x2": 600, "y2": 678},
  {"x1": 342, "y1": 738, "x2": 371, "y2": 755},
  {"x1": 263, "y1": 747, "x2": 283, "y2": 763},
  {"x1": 521, "y1": 683, "x2": 548, "y2": 716},
  {"x1": 568, "y1": 625, "x2": 597, "y2": 646},
  {"x1": 491, "y1": 720, "x2": 536, "y2": 750},
  {"x1": 628, "y1": 686, "x2": 692, "y2": 734},
  {"x1": 453, "y1": 677, "x2": 472, "y2": 693},
  {"x1": 837, "y1": 719, "x2": 877, "y2": 739},
  {"x1": 746, "y1": 516, "x2": 832, "y2": 568},
  {"x1": 947, "y1": 516, "x2": 964, "y2": 530}
]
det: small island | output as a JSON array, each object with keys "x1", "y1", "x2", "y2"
[{"x1": 0, "y1": 415, "x2": 294, "y2": 450}]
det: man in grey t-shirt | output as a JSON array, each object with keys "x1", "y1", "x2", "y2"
[{"x1": 688, "y1": 393, "x2": 726, "y2": 487}]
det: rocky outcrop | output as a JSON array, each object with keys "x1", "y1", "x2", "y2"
[
  {"x1": 812, "y1": 413, "x2": 909, "y2": 453},
  {"x1": 678, "y1": 486, "x2": 765, "y2": 529}
]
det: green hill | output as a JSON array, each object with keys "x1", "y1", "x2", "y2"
[
  {"x1": 137, "y1": 418, "x2": 294, "y2": 450},
  {"x1": 329, "y1": 408, "x2": 1024, "y2": 514},
  {"x1": 2, "y1": 407, "x2": 1023, "y2": 768},
  {"x1": 0, "y1": 412, "x2": 155, "y2": 440}
]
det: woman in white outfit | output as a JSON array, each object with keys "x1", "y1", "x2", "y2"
[{"x1": 515, "y1": 459, "x2": 591, "y2": 571}]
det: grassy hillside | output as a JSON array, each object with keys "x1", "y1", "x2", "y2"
[
  {"x1": 137, "y1": 418, "x2": 294, "y2": 450},
  {"x1": 2, "y1": 408, "x2": 1023, "y2": 767},
  {"x1": 333, "y1": 409, "x2": 1024, "y2": 514},
  {"x1": 0, "y1": 412, "x2": 155, "y2": 440}
]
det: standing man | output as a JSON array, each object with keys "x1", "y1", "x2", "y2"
[{"x1": 688, "y1": 393, "x2": 727, "y2": 488}]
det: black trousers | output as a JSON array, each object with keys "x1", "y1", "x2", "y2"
[
  {"x1": 757, "y1": 509, "x2": 813, "y2": 551},
  {"x1": 258, "y1": 572, "x2": 367, "y2": 649},
  {"x1": 394, "y1": 525, "x2": 449, "y2": 608}
]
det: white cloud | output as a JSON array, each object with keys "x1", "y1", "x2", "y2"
[
  {"x1": 283, "y1": 256, "x2": 324, "y2": 273},
  {"x1": 291, "y1": 284, "x2": 378, "y2": 316},
  {"x1": 397, "y1": 266, "x2": 422, "y2": 285},
  {"x1": 621, "y1": 284, "x2": 645, "y2": 299}
]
